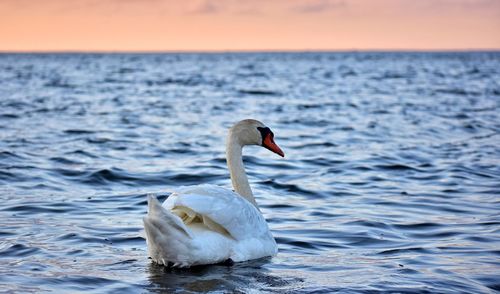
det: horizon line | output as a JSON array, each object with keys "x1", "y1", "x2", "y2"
[{"x1": 1, "y1": 48, "x2": 500, "y2": 54}]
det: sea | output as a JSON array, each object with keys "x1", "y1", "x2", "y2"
[{"x1": 0, "y1": 52, "x2": 499, "y2": 293}]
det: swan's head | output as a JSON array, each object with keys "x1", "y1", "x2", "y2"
[{"x1": 229, "y1": 119, "x2": 285, "y2": 157}]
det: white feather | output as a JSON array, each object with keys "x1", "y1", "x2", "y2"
[
  {"x1": 143, "y1": 185, "x2": 277, "y2": 267},
  {"x1": 143, "y1": 119, "x2": 281, "y2": 267}
]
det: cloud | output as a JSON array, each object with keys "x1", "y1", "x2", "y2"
[
  {"x1": 392, "y1": 0, "x2": 500, "y2": 17},
  {"x1": 293, "y1": 0, "x2": 345, "y2": 13},
  {"x1": 189, "y1": 0, "x2": 219, "y2": 14}
]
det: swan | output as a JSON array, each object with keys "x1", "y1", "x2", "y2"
[{"x1": 143, "y1": 119, "x2": 285, "y2": 267}]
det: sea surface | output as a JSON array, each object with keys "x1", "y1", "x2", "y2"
[{"x1": 0, "y1": 52, "x2": 499, "y2": 293}]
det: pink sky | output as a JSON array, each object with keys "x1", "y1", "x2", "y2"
[{"x1": 1, "y1": 0, "x2": 499, "y2": 51}]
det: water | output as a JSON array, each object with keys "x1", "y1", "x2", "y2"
[{"x1": 0, "y1": 52, "x2": 499, "y2": 293}]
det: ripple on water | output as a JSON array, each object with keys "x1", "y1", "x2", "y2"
[
  {"x1": 1, "y1": 244, "x2": 40, "y2": 257},
  {"x1": 0, "y1": 52, "x2": 499, "y2": 293}
]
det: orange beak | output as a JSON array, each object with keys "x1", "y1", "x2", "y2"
[{"x1": 263, "y1": 134, "x2": 285, "y2": 157}]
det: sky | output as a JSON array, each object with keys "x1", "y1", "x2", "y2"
[{"x1": 0, "y1": 0, "x2": 499, "y2": 51}]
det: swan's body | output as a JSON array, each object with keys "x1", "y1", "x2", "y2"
[
  {"x1": 145, "y1": 185, "x2": 277, "y2": 266},
  {"x1": 143, "y1": 119, "x2": 284, "y2": 267}
]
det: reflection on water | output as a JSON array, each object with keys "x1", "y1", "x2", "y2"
[
  {"x1": 146, "y1": 258, "x2": 301, "y2": 293},
  {"x1": 0, "y1": 52, "x2": 499, "y2": 293}
]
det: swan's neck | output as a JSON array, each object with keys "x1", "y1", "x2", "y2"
[{"x1": 226, "y1": 137, "x2": 258, "y2": 207}]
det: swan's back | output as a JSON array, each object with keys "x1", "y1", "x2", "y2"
[
  {"x1": 164, "y1": 185, "x2": 272, "y2": 240},
  {"x1": 143, "y1": 184, "x2": 277, "y2": 267}
]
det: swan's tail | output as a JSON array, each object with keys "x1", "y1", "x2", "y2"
[{"x1": 143, "y1": 194, "x2": 193, "y2": 267}]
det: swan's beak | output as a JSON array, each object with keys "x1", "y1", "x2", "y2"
[{"x1": 263, "y1": 134, "x2": 285, "y2": 157}]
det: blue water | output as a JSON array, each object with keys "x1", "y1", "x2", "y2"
[{"x1": 0, "y1": 52, "x2": 499, "y2": 293}]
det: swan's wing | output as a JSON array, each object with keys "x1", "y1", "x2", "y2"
[{"x1": 162, "y1": 184, "x2": 271, "y2": 241}]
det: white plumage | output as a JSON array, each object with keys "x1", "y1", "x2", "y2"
[
  {"x1": 143, "y1": 119, "x2": 284, "y2": 267},
  {"x1": 143, "y1": 185, "x2": 277, "y2": 267}
]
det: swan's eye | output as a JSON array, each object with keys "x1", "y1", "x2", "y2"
[{"x1": 257, "y1": 127, "x2": 271, "y2": 144}]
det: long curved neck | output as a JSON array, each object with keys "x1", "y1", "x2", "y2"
[{"x1": 226, "y1": 135, "x2": 258, "y2": 207}]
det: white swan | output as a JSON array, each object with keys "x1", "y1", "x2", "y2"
[{"x1": 143, "y1": 119, "x2": 284, "y2": 267}]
